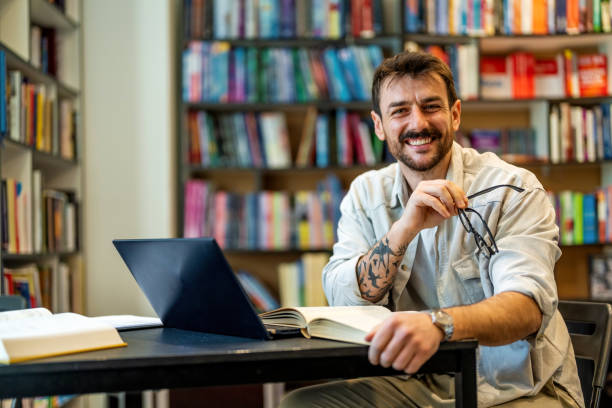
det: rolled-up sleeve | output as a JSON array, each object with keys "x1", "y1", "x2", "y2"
[
  {"x1": 323, "y1": 182, "x2": 379, "y2": 306},
  {"x1": 489, "y1": 187, "x2": 561, "y2": 340}
]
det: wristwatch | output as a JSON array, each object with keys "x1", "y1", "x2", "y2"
[{"x1": 430, "y1": 309, "x2": 454, "y2": 342}]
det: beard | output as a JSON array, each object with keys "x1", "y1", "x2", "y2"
[{"x1": 389, "y1": 127, "x2": 454, "y2": 172}]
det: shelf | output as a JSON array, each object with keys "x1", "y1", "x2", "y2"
[
  {"x1": 5, "y1": 139, "x2": 78, "y2": 168},
  {"x1": 0, "y1": 41, "x2": 79, "y2": 98},
  {"x1": 185, "y1": 35, "x2": 401, "y2": 48},
  {"x1": 479, "y1": 33, "x2": 612, "y2": 53},
  {"x1": 185, "y1": 101, "x2": 373, "y2": 111},
  {"x1": 30, "y1": 0, "x2": 79, "y2": 30},
  {"x1": 2, "y1": 251, "x2": 79, "y2": 262}
]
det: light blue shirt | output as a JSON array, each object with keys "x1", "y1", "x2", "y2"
[{"x1": 322, "y1": 142, "x2": 583, "y2": 407}]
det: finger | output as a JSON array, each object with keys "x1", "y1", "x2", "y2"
[
  {"x1": 379, "y1": 331, "x2": 410, "y2": 368},
  {"x1": 442, "y1": 180, "x2": 469, "y2": 209},
  {"x1": 365, "y1": 322, "x2": 382, "y2": 342},
  {"x1": 418, "y1": 183, "x2": 456, "y2": 213},
  {"x1": 415, "y1": 192, "x2": 451, "y2": 218},
  {"x1": 368, "y1": 323, "x2": 394, "y2": 366},
  {"x1": 391, "y1": 345, "x2": 417, "y2": 372},
  {"x1": 404, "y1": 346, "x2": 437, "y2": 375}
]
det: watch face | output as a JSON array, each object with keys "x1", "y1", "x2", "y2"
[{"x1": 435, "y1": 310, "x2": 452, "y2": 326}]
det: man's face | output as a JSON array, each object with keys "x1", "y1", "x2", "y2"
[{"x1": 371, "y1": 73, "x2": 461, "y2": 172}]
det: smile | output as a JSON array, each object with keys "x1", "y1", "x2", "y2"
[{"x1": 405, "y1": 137, "x2": 433, "y2": 146}]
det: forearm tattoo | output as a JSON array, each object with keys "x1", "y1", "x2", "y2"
[{"x1": 357, "y1": 236, "x2": 408, "y2": 302}]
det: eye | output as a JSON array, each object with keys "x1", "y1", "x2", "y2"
[
  {"x1": 392, "y1": 108, "x2": 407, "y2": 116},
  {"x1": 423, "y1": 104, "x2": 442, "y2": 112}
]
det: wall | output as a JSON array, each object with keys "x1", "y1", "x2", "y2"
[{"x1": 82, "y1": 0, "x2": 175, "y2": 316}]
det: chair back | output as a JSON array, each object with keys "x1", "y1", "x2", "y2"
[
  {"x1": 0, "y1": 295, "x2": 26, "y2": 312},
  {"x1": 558, "y1": 300, "x2": 612, "y2": 408}
]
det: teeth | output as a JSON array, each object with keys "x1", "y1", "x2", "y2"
[{"x1": 407, "y1": 137, "x2": 432, "y2": 146}]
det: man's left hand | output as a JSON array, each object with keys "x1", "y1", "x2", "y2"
[{"x1": 365, "y1": 312, "x2": 444, "y2": 374}]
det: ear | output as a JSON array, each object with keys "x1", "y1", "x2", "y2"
[
  {"x1": 451, "y1": 99, "x2": 461, "y2": 132},
  {"x1": 371, "y1": 110, "x2": 386, "y2": 141}
]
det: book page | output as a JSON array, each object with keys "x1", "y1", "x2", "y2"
[
  {"x1": 0, "y1": 307, "x2": 52, "y2": 321},
  {"x1": 260, "y1": 306, "x2": 391, "y2": 329},
  {"x1": 0, "y1": 313, "x2": 111, "y2": 338}
]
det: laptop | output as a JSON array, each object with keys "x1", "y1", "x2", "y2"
[{"x1": 112, "y1": 237, "x2": 300, "y2": 340}]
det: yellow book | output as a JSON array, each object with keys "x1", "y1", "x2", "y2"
[
  {"x1": 0, "y1": 308, "x2": 127, "y2": 364},
  {"x1": 260, "y1": 305, "x2": 392, "y2": 345},
  {"x1": 35, "y1": 87, "x2": 45, "y2": 151}
]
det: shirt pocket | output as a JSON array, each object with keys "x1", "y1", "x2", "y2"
[{"x1": 451, "y1": 255, "x2": 486, "y2": 304}]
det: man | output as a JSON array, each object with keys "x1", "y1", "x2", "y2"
[{"x1": 280, "y1": 51, "x2": 583, "y2": 407}]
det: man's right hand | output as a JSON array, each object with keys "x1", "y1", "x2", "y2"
[{"x1": 400, "y1": 180, "x2": 468, "y2": 234}]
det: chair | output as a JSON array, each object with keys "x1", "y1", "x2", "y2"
[
  {"x1": 558, "y1": 300, "x2": 612, "y2": 408},
  {"x1": 0, "y1": 294, "x2": 26, "y2": 312}
]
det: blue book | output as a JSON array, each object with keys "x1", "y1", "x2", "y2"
[
  {"x1": 259, "y1": 0, "x2": 280, "y2": 38},
  {"x1": 337, "y1": 47, "x2": 367, "y2": 100},
  {"x1": 602, "y1": 104, "x2": 612, "y2": 159},
  {"x1": 182, "y1": 49, "x2": 190, "y2": 101},
  {"x1": 336, "y1": 109, "x2": 348, "y2": 164},
  {"x1": 583, "y1": 193, "x2": 598, "y2": 244},
  {"x1": 279, "y1": 0, "x2": 296, "y2": 38},
  {"x1": 556, "y1": 0, "x2": 567, "y2": 33},
  {"x1": 436, "y1": 0, "x2": 449, "y2": 34},
  {"x1": 246, "y1": 47, "x2": 259, "y2": 102},
  {"x1": 232, "y1": 47, "x2": 247, "y2": 102},
  {"x1": 315, "y1": 114, "x2": 330, "y2": 167},
  {"x1": 312, "y1": 0, "x2": 327, "y2": 37},
  {"x1": 405, "y1": 0, "x2": 421, "y2": 32},
  {"x1": 322, "y1": 49, "x2": 351, "y2": 101},
  {"x1": 502, "y1": 0, "x2": 511, "y2": 34},
  {"x1": 208, "y1": 42, "x2": 230, "y2": 102},
  {"x1": 367, "y1": 45, "x2": 384, "y2": 69}
]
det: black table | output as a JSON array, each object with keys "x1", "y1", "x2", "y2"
[{"x1": 0, "y1": 328, "x2": 478, "y2": 408}]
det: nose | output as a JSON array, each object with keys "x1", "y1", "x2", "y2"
[{"x1": 406, "y1": 107, "x2": 428, "y2": 132}]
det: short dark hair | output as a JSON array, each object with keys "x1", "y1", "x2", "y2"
[{"x1": 371, "y1": 51, "x2": 458, "y2": 116}]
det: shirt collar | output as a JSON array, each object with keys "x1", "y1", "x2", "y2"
[{"x1": 391, "y1": 141, "x2": 465, "y2": 207}]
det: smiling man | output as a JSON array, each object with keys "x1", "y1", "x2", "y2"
[{"x1": 280, "y1": 51, "x2": 584, "y2": 407}]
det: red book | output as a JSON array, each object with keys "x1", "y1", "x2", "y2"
[
  {"x1": 360, "y1": 0, "x2": 374, "y2": 37},
  {"x1": 351, "y1": 0, "x2": 363, "y2": 37},
  {"x1": 578, "y1": 54, "x2": 608, "y2": 97},
  {"x1": 348, "y1": 113, "x2": 365, "y2": 165}
]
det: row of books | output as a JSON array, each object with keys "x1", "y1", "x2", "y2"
[
  {"x1": 458, "y1": 127, "x2": 540, "y2": 162},
  {"x1": 548, "y1": 102, "x2": 612, "y2": 164},
  {"x1": 2, "y1": 260, "x2": 81, "y2": 314},
  {"x1": 187, "y1": 110, "x2": 291, "y2": 168},
  {"x1": 1, "y1": 69, "x2": 78, "y2": 159},
  {"x1": 182, "y1": 42, "x2": 384, "y2": 103},
  {"x1": 0, "y1": 396, "x2": 74, "y2": 408},
  {"x1": 185, "y1": 0, "x2": 385, "y2": 40},
  {"x1": 404, "y1": 42, "x2": 479, "y2": 100},
  {"x1": 1, "y1": 172, "x2": 78, "y2": 255},
  {"x1": 278, "y1": 252, "x2": 329, "y2": 307},
  {"x1": 183, "y1": 175, "x2": 343, "y2": 250},
  {"x1": 30, "y1": 25, "x2": 57, "y2": 77},
  {"x1": 480, "y1": 50, "x2": 607, "y2": 100},
  {"x1": 186, "y1": 109, "x2": 393, "y2": 169},
  {"x1": 405, "y1": 0, "x2": 612, "y2": 35},
  {"x1": 236, "y1": 270, "x2": 280, "y2": 312},
  {"x1": 551, "y1": 186, "x2": 612, "y2": 246}
]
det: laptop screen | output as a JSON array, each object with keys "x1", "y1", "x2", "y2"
[{"x1": 113, "y1": 238, "x2": 270, "y2": 340}]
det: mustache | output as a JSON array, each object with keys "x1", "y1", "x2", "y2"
[{"x1": 399, "y1": 128, "x2": 443, "y2": 143}]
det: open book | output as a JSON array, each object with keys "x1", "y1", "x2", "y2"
[
  {"x1": 0, "y1": 308, "x2": 127, "y2": 364},
  {"x1": 259, "y1": 305, "x2": 392, "y2": 345}
]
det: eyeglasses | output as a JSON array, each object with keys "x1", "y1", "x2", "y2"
[{"x1": 457, "y1": 184, "x2": 525, "y2": 258}]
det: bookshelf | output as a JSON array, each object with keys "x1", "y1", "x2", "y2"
[
  {"x1": 0, "y1": 0, "x2": 82, "y2": 315},
  {"x1": 176, "y1": 2, "x2": 612, "y2": 308}
]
